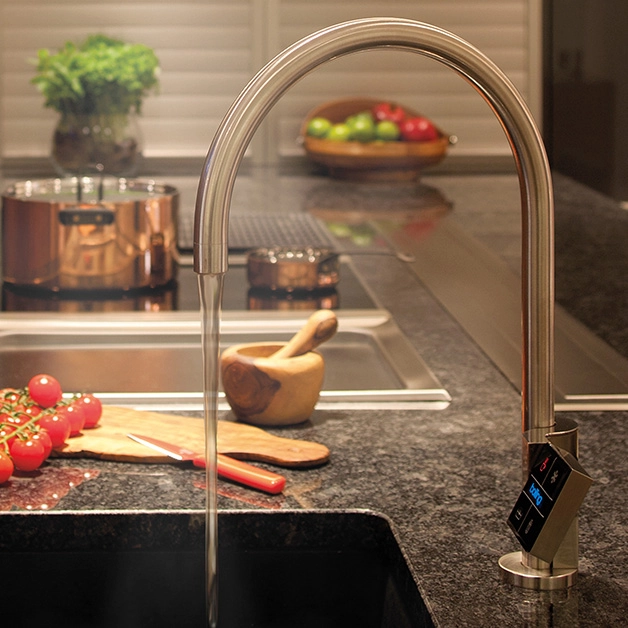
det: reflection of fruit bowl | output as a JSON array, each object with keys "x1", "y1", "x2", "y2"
[{"x1": 300, "y1": 98, "x2": 454, "y2": 181}]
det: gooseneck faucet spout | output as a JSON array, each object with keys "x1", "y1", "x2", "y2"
[{"x1": 194, "y1": 18, "x2": 566, "y2": 588}]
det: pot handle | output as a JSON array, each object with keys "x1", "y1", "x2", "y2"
[{"x1": 58, "y1": 206, "x2": 115, "y2": 226}]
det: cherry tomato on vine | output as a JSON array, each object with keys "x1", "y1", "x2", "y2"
[
  {"x1": 75, "y1": 394, "x2": 102, "y2": 428},
  {"x1": 27, "y1": 374, "x2": 63, "y2": 408},
  {"x1": 1, "y1": 388, "x2": 21, "y2": 406},
  {"x1": 37, "y1": 413, "x2": 71, "y2": 448},
  {"x1": 56, "y1": 404, "x2": 85, "y2": 437},
  {"x1": 7, "y1": 412, "x2": 30, "y2": 426},
  {"x1": 31, "y1": 430, "x2": 53, "y2": 460},
  {"x1": 0, "y1": 425, "x2": 18, "y2": 446},
  {"x1": 0, "y1": 451, "x2": 14, "y2": 483},
  {"x1": 9, "y1": 437, "x2": 46, "y2": 472},
  {"x1": 24, "y1": 404, "x2": 42, "y2": 418}
]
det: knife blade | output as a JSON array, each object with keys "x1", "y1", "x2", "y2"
[{"x1": 127, "y1": 433, "x2": 286, "y2": 495}]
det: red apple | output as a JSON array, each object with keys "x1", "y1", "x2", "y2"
[
  {"x1": 371, "y1": 102, "x2": 406, "y2": 125},
  {"x1": 400, "y1": 116, "x2": 439, "y2": 142}
]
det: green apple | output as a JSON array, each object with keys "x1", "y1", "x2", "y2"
[
  {"x1": 326, "y1": 123, "x2": 352, "y2": 142},
  {"x1": 375, "y1": 120, "x2": 401, "y2": 141},
  {"x1": 348, "y1": 113, "x2": 376, "y2": 142},
  {"x1": 306, "y1": 116, "x2": 332, "y2": 138}
]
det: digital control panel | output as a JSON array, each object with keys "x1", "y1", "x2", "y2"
[{"x1": 507, "y1": 442, "x2": 592, "y2": 563}]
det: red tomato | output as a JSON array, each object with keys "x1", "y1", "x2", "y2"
[
  {"x1": 0, "y1": 451, "x2": 14, "y2": 483},
  {"x1": 27, "y1": 374, "x2": 63, "y2": 408},
  {"x1": 24, "y1": 405, "x2": 42, "y2": 418},
  {"x1": 372, "y1": 102, "x2": 406, "y2": 125},
  {"x1": 400, "y1": 116, "x2": 439, "y2": 142},
  {"x1": 31, "y1": 430, "x2": 53, "y2": 460},
  {"x1": 76, "y1": 394, "x2": 103, "y2": 428},
  {"x1": 0, "y1": 425, "x2": 18, "y2": 447},
  {"x1": 7, "y1": 413, "x2": 30, "y2": 426},
  {"x1": 9, "y1": 437, "x2": 46, "y2": 472},
  {"x1": 57, "y1": 404, "x2": 85, "y2": 437},
  {"x1": 1, "y1": 388, "x2": 21, "y2": 406},
  {"x1": 37, "y1": 412, "x2": 71, "y2": 448}
]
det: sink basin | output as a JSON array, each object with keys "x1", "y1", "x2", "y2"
[
  {"x1": 0, "y1": 510, "x2": 435, "y2": 627},
  {"x1": 0, "y1": 310, "x2": 450, "y2": 411}
]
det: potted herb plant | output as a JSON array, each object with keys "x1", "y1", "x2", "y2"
[{"x1": 32, "y1": 34, "x2": 160, "y2": 176}]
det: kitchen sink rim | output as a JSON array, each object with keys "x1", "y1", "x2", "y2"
[{"x1": 0, "y1": 308, "x2": 451, "y2": 410}]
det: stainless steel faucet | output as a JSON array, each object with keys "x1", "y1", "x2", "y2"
[{"x1": 193, "y1": 17, "x2": 578, "y2": 589}]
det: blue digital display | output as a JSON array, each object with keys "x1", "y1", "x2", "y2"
[
  {"x1": 528, "y1": 481, "x2": 543, "y2": 507},
  {"x1": 508, "y1": 441, "x2": 592, "y2": 561}
]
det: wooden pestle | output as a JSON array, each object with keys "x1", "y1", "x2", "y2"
[{"x1": 271, "y1": 309, "x2": 338, "y2": 360}]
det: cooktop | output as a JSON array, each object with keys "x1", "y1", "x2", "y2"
[
  {"x1": 1, "y1": 208, "x2": 380, "y2": 313},
  {"x1": 1, "y1": 257, "x2": 377, "y2": 314}
]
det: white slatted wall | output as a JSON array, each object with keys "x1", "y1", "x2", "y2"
[
  {"x1": 0, "y1": 0, "x2": 261, "y2": 161},
  {"x1": 0, "y1": 0, "x2": 541, "y2": 165}
]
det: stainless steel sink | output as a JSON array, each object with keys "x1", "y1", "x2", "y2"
[
  {"x1": 0, "y1": 509, "x2": 435, "y2": 627},
  {"x1": 0, "y1": 309, "x2": 450, "y2": 411}
]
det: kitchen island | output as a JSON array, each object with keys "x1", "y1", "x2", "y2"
[{"x1": 1, "y1": 169, "x2": 627, "y2": 626}]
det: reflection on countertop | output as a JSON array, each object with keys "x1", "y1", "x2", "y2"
[{"x1": 170, "y1": 168, "x2": 628, "y2": 359}]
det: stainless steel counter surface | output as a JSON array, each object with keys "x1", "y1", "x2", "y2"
[{"x1": 1, "y1": 169, "x2": 627, "y2": 626}]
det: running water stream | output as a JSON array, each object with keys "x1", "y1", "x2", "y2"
[{"x1": 198, "y1": 273, "x2": 224, "y2": 627}]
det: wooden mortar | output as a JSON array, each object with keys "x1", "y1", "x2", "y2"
[{"x1": 220, "y1": 310, "x2": 337, "y2": 426}]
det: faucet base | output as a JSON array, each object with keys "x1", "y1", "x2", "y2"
[{"x1": 498, "y1": 551, "x2": 577, "y2": 590}]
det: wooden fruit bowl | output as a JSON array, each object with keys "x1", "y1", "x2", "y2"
[{"x1": 300, "y1": 98, "x2": 453, "y2": 181}]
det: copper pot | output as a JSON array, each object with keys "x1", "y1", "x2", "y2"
[
  {"x1": 2, "y1": 177, "x2": 179, "y2": 291},
  {"x1": 247, "y1": 246, "x2": 339, "y2": 292}
]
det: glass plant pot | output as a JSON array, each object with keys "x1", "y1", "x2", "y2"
[{"x1": 51, "y1": 113, "x2": 143, "y2": 177}]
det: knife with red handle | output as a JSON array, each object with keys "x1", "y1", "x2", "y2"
[{"x1": 127, "y1": 433, "x2": 286, "y2": 495}]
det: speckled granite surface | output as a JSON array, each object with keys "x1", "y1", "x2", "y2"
[{"x1": 1, "y1": 170, "x2": 627, "y2": 626}]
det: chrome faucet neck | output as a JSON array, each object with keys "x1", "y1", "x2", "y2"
[{"x1": 194, "y1": 17, "x2": 564, "y2": 588}]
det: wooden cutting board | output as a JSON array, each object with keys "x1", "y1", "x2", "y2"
[{"x1": 52, "y1": 406, "x2": 329, "y2": 468}]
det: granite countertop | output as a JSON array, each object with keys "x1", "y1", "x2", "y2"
[{"x1": 1, "y1": 170, "x2": 627, "y2": 626}]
